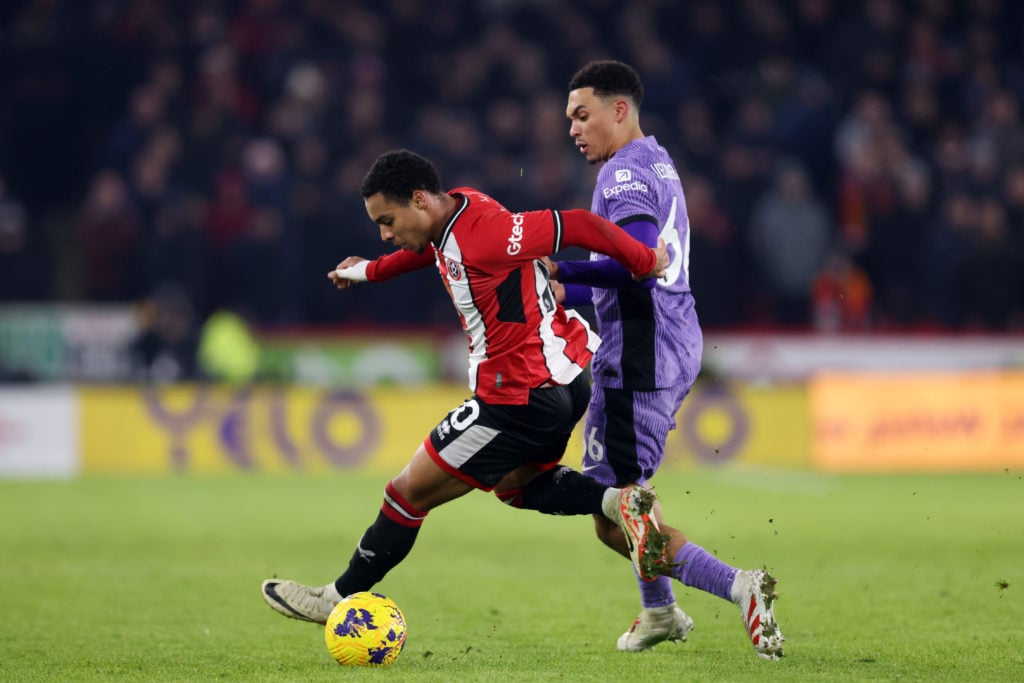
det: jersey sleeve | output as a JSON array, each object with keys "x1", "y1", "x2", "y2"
[
  {"x1": 365, "y1": 248, "x2": 436, "y2": 282},
  {"x1": 594, "y1": 162, "x2": 660, "y2": 226},
  {"x1": 558, "y1": 209, "x2": 657, "y2": 278},
  {"x1": 556, "y1": 218, "x2": 659, "y2": 290},
  {"x1": 461, "y1": 205, "x2": 655, "y2": 279},
  {"x1": 463, "y1": 208, "x2": 564, "y2": 269}
]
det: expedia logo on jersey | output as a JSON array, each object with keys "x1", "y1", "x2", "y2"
[
  {"x1": 507, "y1": 212, "x2": 525, "y2": 255},
  {"x1": 603, "y1": 180, "x2": 649, "y2": 198},
  {"x1": 615, "y1": 169, "x2": 632, "y2": 182},
  {"x1": 446, "y1": 258, "x2": 463, "y2": 280}
]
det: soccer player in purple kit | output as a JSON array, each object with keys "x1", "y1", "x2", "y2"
[{"x1": 547, "y1": 60, "x2": 786, "y2": 658}]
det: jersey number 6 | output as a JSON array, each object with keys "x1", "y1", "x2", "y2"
[{"x1": 657, "y1": 196, "x2": 689, "y2": 287}]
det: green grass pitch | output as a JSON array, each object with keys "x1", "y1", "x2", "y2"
[{"x1": 1, "y1": 469, "x2": 1021, "y2": 681}]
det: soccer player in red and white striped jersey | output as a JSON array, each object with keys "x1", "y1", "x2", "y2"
[{"x1": 261, "y1": 149, "x2": 673, "y2": 632}]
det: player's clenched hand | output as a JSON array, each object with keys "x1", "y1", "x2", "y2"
[
  {"x1": 635, "y1": 238, "x2": 668, "y2": 281},
  {"x1": 328, "y1": 256, "x2": 369, "y2": 289},
  {"x1": 541, "y1": 256, "x2": 560, "y2": 280},
  {"x1": 549, "y1": 279, "x2": 566, "y2": 304}
]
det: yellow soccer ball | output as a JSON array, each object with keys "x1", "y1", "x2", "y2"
[{"x1": 324, "y1": 592, "x2": 407, "y2": 667}]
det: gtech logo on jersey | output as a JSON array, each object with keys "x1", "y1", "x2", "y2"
[
  {"x1": 507, "y1": 212, "x2": 525, "y2": 255},
  {"x1": 615, "y1": 169, "x2": 632, "y2": 182},
  {"x1": 603, "y1": 180, "x2": 648, "y2": 198}
]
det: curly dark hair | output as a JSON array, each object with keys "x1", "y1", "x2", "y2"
[
  {"x1": 359, "y1": 149, "x2": 443, "y2": 201},
  {"x1": 568, "y1": 60, "x2": 644, "y2": 108}
]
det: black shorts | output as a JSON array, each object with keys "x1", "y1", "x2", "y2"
[{"x1": 423, "y1": 372, "x2": 591, "y2": 490}]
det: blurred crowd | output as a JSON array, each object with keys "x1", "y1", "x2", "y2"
[{"x1": 3, "y1": 0, "x2": 1024, "y2": 360}]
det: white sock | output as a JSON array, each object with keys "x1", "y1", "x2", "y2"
[
  {"x1": 322, "y1": 582, "x2": 343, "y2": 602},
  {"x1": 602, "y1": 487, "x2": 622, "y2": 522},
  {"x1": 729, "y1": 570, "x2": 748, "y2": 603},
  {"x1": 642, "y1": 604, "x2": 676, "y2": 618}
]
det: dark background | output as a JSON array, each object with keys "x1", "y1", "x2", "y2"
[{"x1": 2, "y1": 0, "x2": 1022, "y2": 336}]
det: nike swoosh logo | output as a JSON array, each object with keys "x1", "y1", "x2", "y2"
[
  {"x1": 262, "y1": 582, "x2": 315, "y2": 622},
  {"x1": 581, "y1": 465, "x2": 599, "y2": 472}
]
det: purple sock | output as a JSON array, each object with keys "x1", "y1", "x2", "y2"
[
  {"x1": 637, "y1": 574, "x2": 675, "y2": 609},
  {"x1": 671, "y1": 542, "x2": 738, "y2": 601}
]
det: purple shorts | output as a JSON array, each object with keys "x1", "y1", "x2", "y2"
[{"x1": 581, "y1": 383, "x2": 692, "y2": 487}]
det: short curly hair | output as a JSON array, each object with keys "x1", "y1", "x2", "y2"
[
  {"x1": 360, "y1": 149, "x2": 443, "y2": 202},
  {"x1": 568, "y1": 60, "x2": 644, "y2": 108}
]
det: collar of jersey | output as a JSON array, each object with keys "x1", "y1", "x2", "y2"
[{"x1": 436, "y1": 193, "x2": 470, "y2": 250}]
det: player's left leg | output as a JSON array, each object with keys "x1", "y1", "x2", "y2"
[
  {"x1": 586, "y1": 384, "x2": 695, "y2": 650},
  {"x1": 331, "y1": 442, "x2": 475, "y2": 597},
  {"x1": 262, "y1": 377, "x2": 604, "y2": 626},
  {"x1": 262, "y1": 438, "x2": 474, "y2": 624},
  {"x1": 590, "y1": 500, "x2": 694, "y2": 650}
]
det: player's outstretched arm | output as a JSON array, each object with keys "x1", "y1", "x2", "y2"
[
  {"x1": 559, "y1": 209, "x2": 667, "y2": 280},
  {"x1": 551, "y1": 219, "x2": 663, "y2": 290},
  {"x1": 326, "y1": 249, "x2": 435, "y2": 289}
]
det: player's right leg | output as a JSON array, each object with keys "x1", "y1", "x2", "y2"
[
  {"x1": 262, "y1": 437, "x2": 474, "y2": 624},
  {"x1": 490, "y1": 374, "x2": 614, "y2": 517},
  {"x1": 650, "y1": 525, "x2": 786, "y2": 659},
  {"x1": 730, "y1": 568, "x2": 784, "y2": 659}
]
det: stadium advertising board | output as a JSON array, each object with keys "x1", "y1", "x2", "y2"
[
  {"x1": 0, "y1": 386, "x2": 77, "y2": 478},
  {"x1": 665, "y1": 382, "x2": 810, "y2": 469},
  {"x1": 810, "y1": 372, "x2": 1024, "y2": 471},
  {"x1": 79, "y1": 384, "x2": 471, "y2": 474},
  {"x1": 77, "y1": 381, "x2": 811, "y2": 474}
]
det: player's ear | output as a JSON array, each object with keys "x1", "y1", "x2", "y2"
[
  {"x1": 614, "y1": 98, "x2": 630, "y2": 123},
  {"x1": 411, "y1": 189, "x2": 427, "y2": 210}
]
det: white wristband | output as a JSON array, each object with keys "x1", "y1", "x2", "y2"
[{"x1": 334, "y1": 261, "x2": 369, "y2": 282}]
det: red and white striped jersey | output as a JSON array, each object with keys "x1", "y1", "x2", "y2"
[{"x1": 364, "y1": 187, "x2": 657, "y2": 404}]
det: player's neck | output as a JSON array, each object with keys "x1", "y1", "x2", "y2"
[{"x1": 431, "y1": 192, "x2": 459, "y2": 243}]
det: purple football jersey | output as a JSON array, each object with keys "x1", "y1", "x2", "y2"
[{"x1": 589, "y1": 136, "x2": 702, "y2": 390}]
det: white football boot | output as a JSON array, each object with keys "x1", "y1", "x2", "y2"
[
  {"x1": 731, "y1": 568, "x2": 785, "y2": 659},
  {"x1": 617, "y1": 604, "x2": 695, "y2": 651},
  {"x1": 261, "y1": 579, "x2": 341, "y2": 624}
]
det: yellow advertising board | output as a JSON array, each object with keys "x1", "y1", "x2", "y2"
[
  {"x1": 665, "y1": 382, "x2": 810, "y2": 469},
  {"x1": 78, "y1": 381, "x2": 812, "y2": 475},
  {"x1": 79, "y1": 384, "x2": 473, "y2": 475},
  {"x1": 810, "y1": 372, "x2": 1024, "y2": 471}
]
